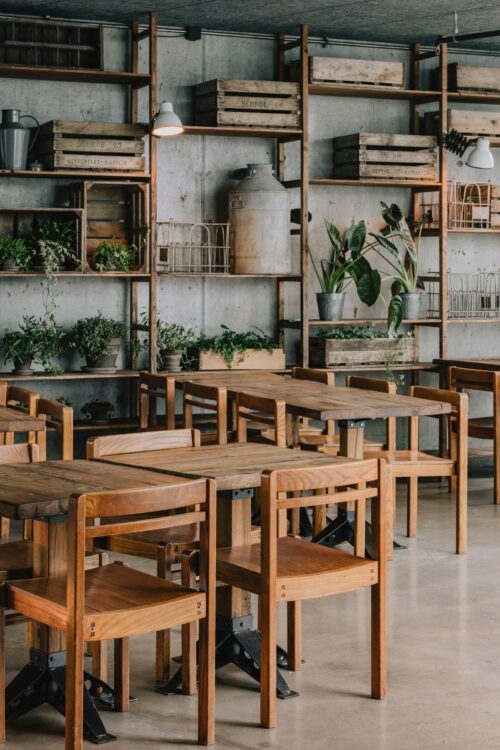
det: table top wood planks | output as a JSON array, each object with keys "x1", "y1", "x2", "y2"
[
  {"x1": 434, "y1": 357, "x2": 500, "y2": 372},
  {"x1": 93, "y1": 442, "x2": 349, "y2": 492},
  {"x1": 0, "y1": 459, "x2": 194, "y2": 519},
  {"x1": 0, "y1": 406, "x2": 46, "y2": 433}
]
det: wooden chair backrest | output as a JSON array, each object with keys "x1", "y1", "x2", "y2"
[
  {"x1": 1, "y1": 385, "x2": 39, "y2": 446},
  {"x1": 346, "y1": 375, "x2": 397, "y2": 450},
  {"x1": 183, "y1": 381, "x2": 228, "y2": 445},
  {"x1": 36, "y1": 398, "x2": 73, "y2": 461},
  {"x1": 449, "y1": 366, "x2": 500, "y2": 395},
  {"x1": 139, "y1": 371, "x2": 176, "y2": 431},
  {"x1": 408, "y1": 385, "x2": 468, "y2": 453},
  {"x1": 67, "y1": 478, "x2": 216, "y2": 624},
  {"x1": 0, "y1": 442, "x2": 39, "y2": 464},
  {"x1": 236, "y1": 392, "x2": 287, "y2": 448},
  {"x1": 87, "y1": 428, "x2": 200, "y2": 459},
  {"x1": 292, "y1": 367, "x2": 335, "y2": 437}
]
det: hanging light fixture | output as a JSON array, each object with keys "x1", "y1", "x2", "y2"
[
  {"x1": 152, "y1": 102, "x2": 183, "y2": 137},
  {"x1": 443, "y1": 129, "x2": 494, "y2": 169}
]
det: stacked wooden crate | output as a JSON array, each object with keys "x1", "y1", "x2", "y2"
[
  {"x1": 425, "y1": 110, "x2": 500, "y2": 146},
  {"x1": 194, "y1": 79, "x2": 300, "y2": 129},
  {"x1": 291, "y1": 56, "x2": 405, "y2": 88},
  {"x1": 332, "y1": 132, "x2": 438, "y2": 181},
  {"x1": 36, "y1": 120, "x2": 147, "y2": 172},
  {"x1": 448, "y1": 64, "x2": 500, "y2": 93}
]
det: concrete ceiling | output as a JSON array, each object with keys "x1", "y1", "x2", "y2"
[{"x1": 3, "y1": 0, "x2": 500, "y2": 49}]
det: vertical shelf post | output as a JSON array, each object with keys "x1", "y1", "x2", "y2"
[
  {"x1": 299, "y1": 24, "x2": 309, "y2": 367},
  {"x1": 149, "y1": 11, "x2": 158, "y2": 373},
  {"x1": 438, "y1": 43, "x2": 449, "y2": 360}
]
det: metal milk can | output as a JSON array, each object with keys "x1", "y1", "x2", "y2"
[{"x1": 0, "y1": 109, "x2": 39, "y2": 170}]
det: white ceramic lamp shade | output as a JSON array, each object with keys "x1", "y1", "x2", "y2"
[
  {"x1": 466, "y1": 137, "x2": 494, "y2": 169},
  {"x1": 152, "y1": 102, "x2": 183, "y2": 137}
]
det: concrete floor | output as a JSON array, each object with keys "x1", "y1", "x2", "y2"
[{"x1": 5, "y1": 476, "x2": 500, "y2": 749}]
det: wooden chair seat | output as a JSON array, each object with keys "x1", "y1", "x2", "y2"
[
  {"x1": 7, "y1": 562, "x2": 205, "y2": 640},
  {"x1": 367, "y1": 449, "x2": 455, "y2": 474},
  {"x1": 217, "y1": 536, "x2": 377, "y2": 600},
  {"x1": 0, "y1": 539, "x2": 32, "y2": 581},
  {"x1": 301, "y1": 433, "x2": 385, "y2": 453},
  {"x1": 460, "y1": 416, "x2": 493, "y2": 440}
]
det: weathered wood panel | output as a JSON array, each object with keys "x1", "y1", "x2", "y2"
[{"x1": 309, "y1": 337, "x2": 417, "y2": 367}]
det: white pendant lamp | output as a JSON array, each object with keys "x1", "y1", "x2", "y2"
[
  {"x1": 466, "y1": 137, "x2": 495, "y2": 169},
  {"x1": 152, "y1": 102, "x2": 183, "y2": 137}
]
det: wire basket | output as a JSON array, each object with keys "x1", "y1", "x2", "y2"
[
  {"x1": 427, "y1": 271, "x2": 500, "y2": 319},
  {"x1": 157, "y1": 220, "x2": 231, "y2": 274},
  {"x1": 420, "y1": 180, "x2": 492, "y2": 230}
]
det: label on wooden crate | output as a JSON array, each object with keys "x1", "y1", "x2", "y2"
[
  {"x1": 195, "y1": 110, "x2": 300, "y2": 129},
  {"x1": 38, "y1": 136, "x2": 145, "y2": 155},
  {"x1": 308, "y1": 56, "x2": 404, "y2": 87},
  {"x1": 333, "y1": 163, "x2": 437, "y2": 181},
  {"x1": 334, "y1": 147, "x2": 436, "y2": 166},
  {"x1": 45, "y1": 153, "x2": 145, "y2": 171},
  {"x1": 195, "y1": 94, "x2": 300, "y2": 114},
  {"x1": 448, "y1": 63, "x2": 500, "y2": 93}
]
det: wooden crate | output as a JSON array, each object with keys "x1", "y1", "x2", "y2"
[
  {"x1": 448, "y1": 63, "x2": 500, "y2": 93},
  {"x1": 69, "y1": 181, "x2": 148, "y2": 271},
  {"x1": 36, "y1": 120, "x2": 147, "y2": 172},
  {"x1": 425, "y1": 109, "x2": 500, "y2": 146},
  {"x1": 195, "y1": 348, "x2": 286, "y2": 370},
  {"x1": 194, "y1": 79, "x2": 300, "y2": 129},
  {"x1": 310, "y1": 336, "x2": 416, "y2": 367},
  {"x1": 291, "y1": 56, "x2": 404, "y2": 88},
  {"x1": 333, "y1": 132, "x2": 438, "y2": 181},
  {"x1": 491, "y1": 186, "x2": 500, "y2": 228},
  {"x1": 0, "y1": 207, "x2": 84, "y2": 269},
  {"x1": 0, "y1": 16, "x2": 102, "y2": 69}
]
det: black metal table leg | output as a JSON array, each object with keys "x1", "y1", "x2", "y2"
[{"x1": 6, "y1": 648, "x2": 118, "y2": 744}]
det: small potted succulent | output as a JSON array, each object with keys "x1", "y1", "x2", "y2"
[
  {"x1": 81, "y1": 399, "x2": 115, "y2": 424},
  {"x1": 0, "y1": 235, "x2": 33, "y2": 272},
  {"x1": 157, "y1": 320, "x2": 196, "y2": 372},
  {"x1": 34, "y1": 220, "x2": 78, "y2": 274},
  {"x1": 0, "y1": 315, "x2": 41, "y2": 373},
  {"x1": 69, "y1": 312, "x2": 127, "y2": 373},
  {"x1": 93, "y1": 239, "x2": 137, "y2": 273}
]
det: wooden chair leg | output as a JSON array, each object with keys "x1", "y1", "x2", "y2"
[
  {"x1": 494, "y1": 438, "x2": 500, "y2": 505},
  {"x1": 289, "y1": 508, "x2": 300, "y2": 536},
  {"x1": 287, "y1": 601, "x2": 301, "y2": 671},
  {"x1": 155, "y1": 545, "x2": 171, "y2": 683},
  {"x1": 0, "y1": 605, "x2": 5, "y2": 743},
  {"x1": 0, "y1": 519, "x2": 9, "y2": 541},
  {"x1": 386, "y1": 477, "x2": 395, "y2": 562},
  {"x1": 456, "y1": 466, "x2": 468, "y2": 555},
  {"x1": 88, "y1": 640, "x2": 108, "y2": 683},
  {"x1": 449, "y1": 425, "x2": 457, "y2": 493},
  {"x1": 371, "y1": 577, "x2": 386, "y2": 699},
  {"x1": 181, "y1": 551, "x2": 197, "y2": 696},
  {"x1": 354, "y1": 498, "x2": 366, "y2": 557},
  {"x1": 259, "y1": 593, "x2": 276, "y2": 729},
  {"x1": 407, "y1": 476, "x2": 418, "y2": 538},
  {"x1": 113, "y1": 638, "x2": 130, "y2": 712},
  {"x1": 65, "y1": 624, "x2": 85, "y2": 750},
  {"x1": 22, "y1": 519, "x2": 33, "y2": 540},
  {"x1": 312, "y1": 504, "x2": 326, "y2": 537}
]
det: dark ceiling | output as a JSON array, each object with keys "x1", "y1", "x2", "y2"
[{"x1": 2, "y1": 1, "x2": 500, "y2": 48}]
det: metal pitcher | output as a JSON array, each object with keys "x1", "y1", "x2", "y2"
[{"x1": 0, "y1": 109, "x2": 39, "y2": 170}]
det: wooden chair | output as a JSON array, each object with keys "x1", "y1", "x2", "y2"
[
  {"x1": 449, "y1": 366, "x2": 500, "y2": 505},
  {"x1": 0, "y1": 383, "x2": 39, "y2": 446},
  {"x1": 87, "y1": 428, "x2": 202, "y2": 684},
  {"x1": 236, "y1": 392, "x2": 287, "y2": 447},
  {"x1": 36, "y1": 397, "x2": 74, "y2": 461},
  {"x1": 139, "y1": 371, "x2": 175, "y2": 431},
  {"x1": 183, "y1": 381, "x2": 228, "y2": 445},
  {"x1": 0, "y1": 478, "x2": 216, "y2": 748},
  {"x1": 216, "y1": 458, "x2": 386, "y2": 728},
  {"x1": 370, "y1": 386, "x2": 468, "y2": 555}
]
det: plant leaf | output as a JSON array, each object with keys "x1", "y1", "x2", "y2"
[
  {"x1": 345, "y1": 219, "x2": 366, "y2": 257},
  {"x1": 357, "y1": 269, "x2": 381, "y2": 306},
  {"x1": 387, "y1": 295, "x2": 403, "y2": 337}
]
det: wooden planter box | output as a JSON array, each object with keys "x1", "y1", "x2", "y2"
[
  {"x1": 70, "y1": 180, "x2": 148, "y2": 271},
  {"x1": 333, "y1": 132, "x2": 437, "y2": 182},
  {"x1": 309, "y1": 336, "x2": 417, "y2": 367},
  {"x1": 195, "y1": 348, "x2": 286, "y2": 370},
  {"x1": 36, "y1": 120, "x2": 147, "y2": 172},
  {"x1": 290, "y1": 56, "x2": 404, "y2": 88},
  {"x1": 448, "y1": 63, "x2": 500, "y2": 93},
  {"x1": 194, "y1": 79, "x2": 300, "y2": 129},
  {"x1": 0, "y1": 16, "x2": 102, "y2": 69}
]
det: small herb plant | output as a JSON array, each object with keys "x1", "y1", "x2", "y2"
[
  {"x1": 0, "y1": 236, "x2": 34, "y2": 271},
  {"x1": 317, "y1": 324, "x2": 413, "y2": 340},
  {"x1": 0, "y1": 315, "x2": 43, "y2": 366},
  {"x1": 93, "y1": 239, "x2": 137, "y2": 273},
  {"x1": 195, "y1": 325, "x2": 281, "y2": 368},
  {"x1": 81, "y1": 399, "x2": 114, "y2": 420},
  {"x1": 35, "y1": 220, "x2": 77, "y2": 272},
  {"x1": 69, "y1": 313, "x2": 127, "y2": 360},
  {"x1": 32, "y1": 315, "x2": 65, "y2": 374},
  {"x1": 157, "y1": 321, "x2": 196, "y2": 354}
]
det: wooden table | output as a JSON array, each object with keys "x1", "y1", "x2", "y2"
[
  {"x1": 434, "y1": 357, "x2": 500, "y2": 373},
  {"x1": 0, "y1": 406, "x2": 45, "y2": 434},
  {"x1": 95, "y1": 442, "x2": 347, "y2": 700},
  {"x1": 0, "y1": 459, "x2": 194, "y2": 744}
]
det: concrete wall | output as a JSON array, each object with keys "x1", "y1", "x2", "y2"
[{"x1": 1, "y1": 19, "x2": 500, "y2": 449}]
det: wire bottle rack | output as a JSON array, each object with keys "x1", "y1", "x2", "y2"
[
  {"x1": 157, "y1": 220, "x2": 231, "y2": 274},
  {"x1": 420, "y1": 180, "x2": 492, "y2": 230},
  {"x1": 427, "y1": 271, "x2": 500, "y2": 319}
]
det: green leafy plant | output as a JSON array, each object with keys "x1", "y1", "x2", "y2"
[
  {"x1": 81, "y1": 399, "x2": 115, "y2": 420},
  {"x1": 69, "y1": 313, "x2": 127, "y2": 360},
  {"x1": 35, "y1": 220, "x2": 77, "y2": 271},
  {"x1": 0, "y1": 236, "x2": 34, "y2": 271},
  {"x1": 308, "y1": 219, "x2": 380, "y2": 305},
  {"x1": 157, "y1": 321, "x2": 196, "y2": 354},
  {"x1": 317, "y1": 324, "x2": 413, "y2": 340},
  {"x1": 32, "y1": 315, "x2": 65, "y2": 374},
  {"x1": 369, "y1": 202, "x2": 424, "y2": 336},
  {"x1": 57, "y1": 396, "x2": 72, "y2": 407},
  {"x1": 195, "y1": 325, "x2": 281, "y2": 368},
  {"x1": 93, "y1": 239, "x2": 137, "y2": 273},
  {"x1": 0, "y1": 315, "x2": 43, "y2": 365}
]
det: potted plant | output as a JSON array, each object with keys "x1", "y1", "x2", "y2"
[
  {"x1": 308, "y1": 219, "x2": 381, "y2": 321},
  {"x1": 69, "y1": 313, "x2": 127, "y2": 373},
  {"x1": 369, "y1": 202, "x2": 424, "y2": 333},
  {"x1": 0, "y1": 236, "x2": 33, "y2": 272},
  {"x1": 81, "y1": 399, "x2": 114, "y2": 424},
  {"x1": 194, "y1": 325, "x2": 285, "y2": 370},
  {"x1": 33, "y1": 315, "x2": 65, "y2": 375},
  {"x1": 93, "y1": 239, "x2": 137, "y2": 273},
  {"x1": 309, "y1": 324, "x2": 416, "y2": 367},
  {"x1": 157, "y1": 320, "x2": 196, "y2": 372},
  {"x1": 33, "y1": 220, "x2": 78, "y2": 274},
  {"x1": 0, "y1": 315, "x2": 41, "y2": 373}
]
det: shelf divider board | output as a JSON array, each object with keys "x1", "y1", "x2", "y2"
[{"x1": 0, "y1": 63, "x2": 150, "y2": 86}]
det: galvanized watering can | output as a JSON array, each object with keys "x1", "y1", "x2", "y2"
[{"x1": 0, "y1": 109, "x2": 39, "y2": 170}]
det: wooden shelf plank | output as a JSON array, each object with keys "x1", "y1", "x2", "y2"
[
  {"x1": 447, "y1": 318, "x2": 500, "y2": 324},
  {"x1": 0, "y1": 272, "x2": 151, "y2": 279},
  {"x1": 0, "y1": 370, "x2": 140, "y2": 382},
  {"x1": 423, "y1": 228, "x2": 500, "y2": 235},
  {"x1": 322, "y1": 362, "x2": 437, "y2": 373},
  {"x1": 0, "y1": 169, "x2": 150, "y2": 180},
  {"x1": 159, "y1": 273, "x2": 302, "y2": 280},
  {"x1": 309, "y1": 178, "x2": 442, "y2": 188},
  {"x1": 0, "y1": 63, "x2": 150, "y2": 86},
  {"x1": 183, "y1": 125, "x2": 302, "y2": 140},
  {"x1": 448, "y1": 90, "x2": 500, "y2": 105},
  {"x1": 307, "y1": 318, "x2": 441, "y2": 326},
  {"x1": 309, "y1": 84, "x2": 439, "y2": 101}
]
